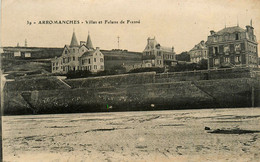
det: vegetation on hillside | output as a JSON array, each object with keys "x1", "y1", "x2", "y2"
[
  {"x1": 128, "y1": 67, "x2": 164, "y2": 74},
  {"x1": 66, "y1": 65, "x2": 127, "y2": 79},
  {"x1": 169, "y1": 59, "x2": 208, "y2": 72}
]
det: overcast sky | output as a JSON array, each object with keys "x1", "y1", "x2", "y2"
[{"x1": 1, "y1": 0, "x2": 260, "y2": 54}]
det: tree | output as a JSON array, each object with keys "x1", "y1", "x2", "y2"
[{"x1": 176, "y1": 51, "x2": 190, "y2": 62}]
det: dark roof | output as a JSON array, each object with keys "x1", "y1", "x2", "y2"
[
  {"x1": 82, "y1": 51, "x2": 95, "y2": 57},
  {"x1": 70, "y1": 31, "x2": 79, "y2": 47},
  {"x1": 216, "y1": 26, "x2": 245, "y2": 35},
  {"x1": 86, "y1": 33, "x2": 94, "y2": 49}
]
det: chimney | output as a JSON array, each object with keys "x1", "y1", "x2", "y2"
[{"x1": 210, "y1": 30, "x2": 215, "y2": 35}]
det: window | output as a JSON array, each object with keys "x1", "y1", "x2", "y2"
[
  {"x1": 56, "y1": 62, "x2": 58, "y2": 65},
  {"x1": 214, "y1": 58, "x2": 219, "y2": 65},
  {"x1": 224, "y1": 45, "x2": 230, "y2": 53},
  {"x1": 225, "y1": 35, "x2": 228, "y2": 41},
  {"x1": 101, "y1": 65, "x2": 104, "y2": 69},
  {"x1": 63, "y1": 58, "x2": 65, "y2": 63},
  {"x1": 88, "y1": 59, "x2": 91, "y2": 64},
  {"x1": 224, "y1": 57, "x2": 230, "y2": 63},
  {"x1": 235, "y1": 33, "x2": 239, "y2": 40},
  {"x1": 73, "y1": 57, "x2": 75, "y2": 61},
  {"x1": 235, "y1": 56, "x2": 240, "y2": 62},
  {"x1": 53, "y1": 63, "x2": 55, "y2": 66},
  {"x1": 73, "y1": 49, "x2": 75, "y2": 53},
  {"x1": 100, "y1": 58, "x2": 103, "y2": 62},
  {"x1": 213, "y1": 36, "x2": 217, "y2": 42},
  {"x1": 94, "y1": 58, "x2": 96, "y2": 62},
  {"x1": 157, "y1": 51, "x2": 161, "y2": 56},
  {"x1": 235, "y1": 44, "x2": 241, "y2": 52},
  {"x1": 65, "y1": 50, "x2": 67, "y2": 54},
  {"x1": 213, "y1": 47, "x2": 218, "y2": 54}
]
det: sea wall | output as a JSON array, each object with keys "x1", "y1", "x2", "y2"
[
  {"x1": 3, "y1": 77, "x2": 259, "y2": 115},
  {"x1": 64, "y1": 72, "x2": 156, "y2": 88},
  {"x1": 3, "y1": 68, "x2": 260, "y2": 115}
]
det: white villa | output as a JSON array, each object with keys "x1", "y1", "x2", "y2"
[{"x1": 51, "y1": 31, "x2": 104, "y2": 73}]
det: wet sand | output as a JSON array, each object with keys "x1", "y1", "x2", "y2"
[{"x1": 2, "y1": 108, "x2": 260, "y2": 162}]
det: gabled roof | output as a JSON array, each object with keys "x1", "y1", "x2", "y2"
[
  {"x1": 70, "y1": 31, "x2": 79, "y2": 47},
  {"x1": 190, "y1": 41, "x2": 207, "y2": 51},
  {"x1": 216, "y1": 26, "x2": 245, "y2": 35},
  {"x1": 86, "y1": 33, "x2": 94, "y2": 49},
  {"x1": 144, "y1": 38, "x2": 157, "y2": 51},
  {"x1": 79, "y1": 44, "x2": 90, "y2": 50},
  {"x1": 81, "y1": 51, "x2": 96, "y2": 57},
  {"x1": 160, "y1": 46, "x2": 174, "y2": 53},
  {"x1": 144, "y1": 37, "x2": 174, "y2": 53}
]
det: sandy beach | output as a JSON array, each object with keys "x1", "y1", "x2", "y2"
[{"x1": 2, "y1": 108, "x2": 260, "y2": 162}]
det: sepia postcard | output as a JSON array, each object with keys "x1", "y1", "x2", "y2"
[{"x1": 1, "y1": 0, "x2": 260, "y2": 161}]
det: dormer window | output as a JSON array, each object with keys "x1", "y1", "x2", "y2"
[
  {"x1": 224, "y1": 35, "x2": 228, "y2": 41},
  {"x1": 213, "y1": 36, "x2": 217, "y2": 42},
  {"x1": 73, "y1": 49, "x2": 75, "y2": 53},
  {"x1": 65, "y1": 50, "x2": 67, "y2": 54},
  {"x1": 235, "y1": 33, "x2": 239, "y2": 40}
]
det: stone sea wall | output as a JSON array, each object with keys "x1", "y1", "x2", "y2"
[{"x1": 3, "y1": 68, "x2": 260, "y2": 115}]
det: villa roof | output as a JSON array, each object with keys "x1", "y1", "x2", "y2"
[
  {"x1": 86, "y1": 33, "x2": 94, "y2": 49},
  {"x1": 190, "y1": 41, "x2": 207, "y2": 51},
  {"x1": 70, "y1": 31, "x2": 79, "y2": 47},
  {"x1": 144, "y1": 37, "x2": 174, "y2": 53},
  {"x1": 82, "y1": 51, "x2": 95, "y2": 57},
  {"x1": 216, "y1": 26, "x2": 245, "y2": 35}
]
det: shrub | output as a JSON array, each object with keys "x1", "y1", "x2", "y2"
[
  {"x1": 128, "y1": 67, "x2": 164, "y2": 73},
  {"x1": 66, "y1": 70, "x2": 92, "y2": 79}
]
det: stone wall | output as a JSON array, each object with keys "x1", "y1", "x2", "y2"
[
  {"x1": 4, "y1": 76, "x2": 68, "y2": 91},
  {"x1": 155, "y1": 68, "x2": 254, "y2": 82},
  {"x1": 3, "y1": 68, "x2": 260, "y2": 115},
  {"x1": 3, "y1": 78, "x2": 259, "y2": 115},
  {"x1": 64, "y1": 72, "x2": 156, "y2": 88}
]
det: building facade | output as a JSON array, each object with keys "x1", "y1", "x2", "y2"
[
  {"x1": 189, "y1": 40, "x2": 208, "y2": 63},
  {"x1": 51, "y1": 31, "x2": 104, "y2": 73},
  {"x1": 142, "y1": 37, "x2": 176, "y2": 68},
  {"x1": 207, "y1": 21, "x2": 258, "y2": 69}
]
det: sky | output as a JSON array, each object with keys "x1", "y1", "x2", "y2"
[{"x1": 1, "y1": 0, "x2": 260, "y2": 54}]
